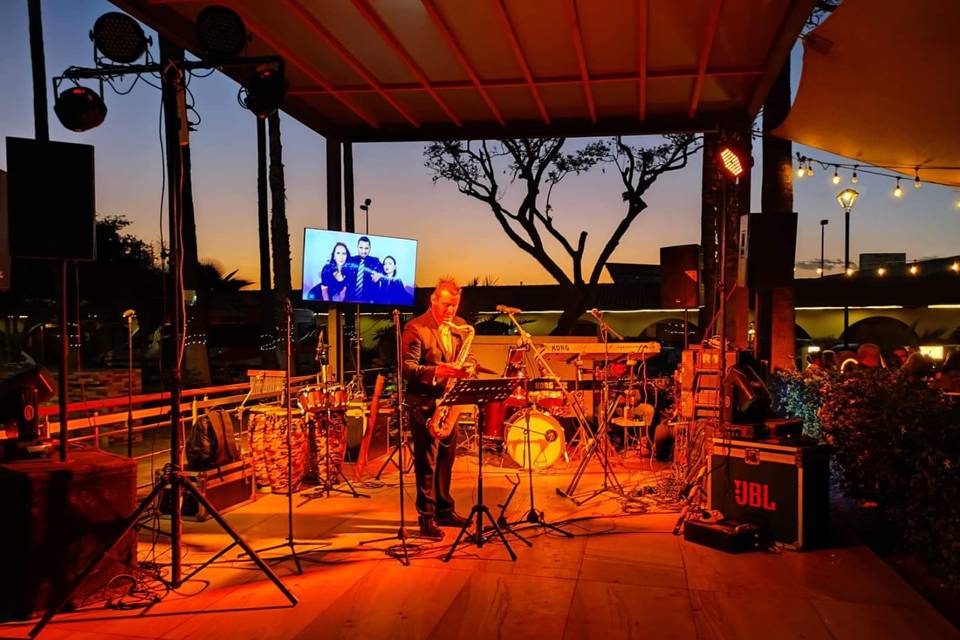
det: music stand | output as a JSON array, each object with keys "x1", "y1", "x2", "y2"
[{"x1": 441, "y1": 378, "x2": 518, "y2": 563}]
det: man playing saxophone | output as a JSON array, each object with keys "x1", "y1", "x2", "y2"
[{"x1": 401, "y1": 277, "x2": 474, "y2": 540}]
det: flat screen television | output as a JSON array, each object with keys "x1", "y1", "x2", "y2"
[{"x1": 301, "y1": 228, "x2": 417, "y2": 306}]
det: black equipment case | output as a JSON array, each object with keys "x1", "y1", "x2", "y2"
[{"x1": 708, "y1": 437, "x2": 830, "y2": 549}]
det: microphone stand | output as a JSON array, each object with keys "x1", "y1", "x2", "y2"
[
  {"x1": 124, "y1": 311, "x2": 136, "y2": 459},
  {"x1": 360, "y1": 309, "x2": 412, "y2": 565},
  {"x1": 559, "y1": 310, "x2": 625, "y2": 505},
  {"x1": 501, "y1": 311, "x2": 573, "y2": 538}
]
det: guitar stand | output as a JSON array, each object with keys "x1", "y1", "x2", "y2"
[{"x1": 440, "y1": 379, "x2": 519, "y2": 563}]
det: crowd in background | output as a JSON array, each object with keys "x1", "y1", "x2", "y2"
[{"x1": 805, "y1": 343, "x2": 960, "y2": 393}]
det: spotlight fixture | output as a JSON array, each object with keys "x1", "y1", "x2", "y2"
[
  {"x1": 832, "y1": 168, "x2": 840, "y2": 185},
  {"x1": 196, "y1": 5, "x2": 248, "y2": 57},
  {"x1": 894, "y1": 178, "x2": 903, "y2": 198},
  {"x1": 54, "y1": 85, "x2": 107, "y2": 132},
  {"x1": 90, "y1": 12, "x2": 149, "y2": 64},
  {"x1": 239, "y1": 65, "x2": 286, "y2": 118},
  {"x1": 719, "y1": 146, "x2": 745, "y2": 177}
]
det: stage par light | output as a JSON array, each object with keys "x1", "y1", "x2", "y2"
[
  {"x1": 90, "y1": 12, "x2": 149, "y2": 64},
  {"x1": 239, "y1": 66, "x2": 286, "y2": 118},
  {"x1": 54, "y1": 86, "x2": 107, "y2": 132},
  {"x1": 196, "y1": 5, "x2": 248, "y2": 57}
]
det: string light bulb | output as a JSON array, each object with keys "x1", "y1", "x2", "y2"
[
  {"x1": 894, "y1": 178, "x2": 903, "y2": 198},
  {"x1": 832, "y1": 168, "x2": 840, "y2": 184},
  {"x1": 851, "y1": 167, "x2": 859, "y2": 184},
  {"x1": 807, "y1": 161, "x2": 814, "y2": 176},
  {"x1": 952, "y1": 262, "x2": 960, "y2": 273},
  {"x1": 797, "y1": 164, "x2": 806, "y2": 178},
  {"x1": 914, "y1": 168, "x2": 922, "y2": 189},
  {"x1": 909, "y1": 264, "x2": 919, "y2": 275}
]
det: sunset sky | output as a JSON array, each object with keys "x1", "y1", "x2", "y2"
[{"x1": 1, "y1": 1, "x2": 958, "y2": 290}]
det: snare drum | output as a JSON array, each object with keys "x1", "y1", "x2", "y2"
[
  {"x1": 504, "y1": 409, "x2": 565, "y2": 471},
  {"x1": 247, "y1": 406, "x2": 309, "y2": 494}
]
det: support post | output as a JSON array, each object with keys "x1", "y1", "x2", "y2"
[{"x1": 326, "y1": 137, "x2": 343, "y2": 381}]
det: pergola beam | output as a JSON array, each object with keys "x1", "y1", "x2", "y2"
[
  {"x1": 638, "y1": 0, "x2": 648, "y2": 120},
  {"x1": 282, "y1": 0, "x2": 420, "y2": 127},
  {"x1": 288, "y1": 66, "x2": 764, "y2": 96},
  {"x1": 688, "y1": 0, "x2": 724, "y2": 119},
  {"x1": 421, "y1": 0, "x2": 505, "y2": 126},
  {"x1": 351, "y1": 0, "x2": 461, "y2": 126},
  {"x1": 493, "y1": 0, "x2": 550, "y2": 124},
  {"x1": 565, "y1": 0, "x2": 596, "y2": 123}
]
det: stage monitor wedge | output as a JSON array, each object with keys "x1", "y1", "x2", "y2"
[{"x1": 6, "y1": 137, "x2": 96, "y2": 261}]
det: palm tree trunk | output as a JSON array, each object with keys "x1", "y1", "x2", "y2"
[
  {"x1": 256, "y1": 118, "x2": 274, "y2": 367},
  {"x1": 268, "y1": 112, "x2": 292, "y2": 370}
]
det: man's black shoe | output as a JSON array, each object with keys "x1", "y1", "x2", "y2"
[
  {"x1": 418, "y1": 517, "x2": 444, "y2": 540},
  {"x1": 436, "y1": 511, "x2": 469, "y2": 527}
]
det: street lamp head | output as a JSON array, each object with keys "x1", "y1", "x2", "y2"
[
  {"x1": 836, "y1": 188, "x2": 859, "y2": 213},
  {"x1": 820, "y1": 219, "x2": 829, "y2": 226}
]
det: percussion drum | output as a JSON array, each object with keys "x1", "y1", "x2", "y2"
[
  {"x1": 481, "y1": 400, "x2": 509, "y2": 440},
  {"x1": 247, "y1": 406, "x2": 309, "y2": 494},
  {"x1": 307, "y1": 411, "x2": 346, "y2": 485},
  {"x1": 297, "y1": 384, "x2": 348, "y2": 413},
  {"x1": 504, "y1": 409, "x2": 565, "y2": 471}
]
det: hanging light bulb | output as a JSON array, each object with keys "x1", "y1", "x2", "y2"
[
  {"x1": 851, "y1": 166, "x2": 859, "y2": 184},
  {"x1": 807, "y1": 161, "x2": 814, "y2": 176},
  {"x1": 894, "y1": 178, "x2": 903, "y2": 198},
  {"x1": 914, "y1": 168, "x2": 922, "y2": 189},
  {"x1": 832, "y1": 168, "x2": 841, "y2": 185},
  {"x1": 797, "y1": 164, "x2": 806, "y2": 178}
]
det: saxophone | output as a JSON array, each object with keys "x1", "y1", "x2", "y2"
[{"x1": 427, "y1": 321, "x2": 475, "y2": 439}]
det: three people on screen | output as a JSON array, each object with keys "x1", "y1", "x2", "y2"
[{"x1": 306, "y1": 236, "x2": 408, "y2": 304}]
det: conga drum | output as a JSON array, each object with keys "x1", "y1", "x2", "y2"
[
  {"x1": 248, "y1": 406, "x2": 309, "y2": 494},
  {"x1": 307, "y1": 411, "x2": 347, "y2": 485}
]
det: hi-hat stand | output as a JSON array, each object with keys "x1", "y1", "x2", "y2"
[
  {"x1": 360, "y1": 309, "x2": 414, "y2": 564},
  {"x1": 557, "y1": 310, "x2": 626, "y2": 505},
  {"x1": 442, "y1": 378, "x2": 519, "y2": 563}
]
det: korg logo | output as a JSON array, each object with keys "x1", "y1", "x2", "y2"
[{"x1": 734, "y1": 480, "x2": 777, "y2": 511}]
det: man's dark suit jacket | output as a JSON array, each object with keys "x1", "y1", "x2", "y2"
[{"x1": 401, "y1": 311, "x2": 468, "y2": 403}]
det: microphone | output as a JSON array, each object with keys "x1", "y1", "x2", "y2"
[
  {"x1": 314, "y1": 329, "x2": 326, "y2": 361},
  {"x1": 496, "y1": 304, "x2": 522, "y2": 315},
  {"x1": 589, "y1": 308, "x2": 603, "y2": 319}
]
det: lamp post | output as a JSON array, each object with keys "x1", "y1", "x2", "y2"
[
  {"x1": 836, "y1": 189, "x2": 859, "y2": 348},
  {"x1": 819, "y1": 219, "x2": 828, "y2": 277}
]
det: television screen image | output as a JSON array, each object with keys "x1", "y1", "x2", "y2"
[{"x1": 301, "y1": 228, "x2": 417, "y2": 306}]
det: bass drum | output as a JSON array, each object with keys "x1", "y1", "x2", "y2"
[{"x1": 504, "y1": 409, "x2": 565, "y2": 471}]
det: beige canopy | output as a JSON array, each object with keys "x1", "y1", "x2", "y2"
[{"x1": 773, "y1": 0, "x2": 960, "y2": 187}]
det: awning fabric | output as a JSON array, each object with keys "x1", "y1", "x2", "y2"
[{"x1": 773, "y1": 0, "x2": 960, "y2": 187}]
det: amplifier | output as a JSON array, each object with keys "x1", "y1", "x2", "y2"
[
  {"x1": 158, "y1": 457, "x2": 256, "y2": 521},
  {"x1": 708, "y1": 438, "x2": 830, "y2": 549},
  {"x1": 684, "y1": 518, "x2": 762, "y2": 553}
]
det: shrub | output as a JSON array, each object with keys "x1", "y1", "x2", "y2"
[
  {"x1": 770, "y1": 367, "x2": 836, "y2": 439},
  {"x1": 818, "y1": 368, "x2": 960, "y2": 587}
]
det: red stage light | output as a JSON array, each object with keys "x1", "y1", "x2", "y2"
[{"x1": 720, "y1": 147, "x2": 744, "y2": 177}]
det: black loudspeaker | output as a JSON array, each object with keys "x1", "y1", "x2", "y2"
[
  {"x1": 737, "y1": 212, "x2": 797, "y2": 288},
  {"x1": 660, "y1": 244, "x2": 700, "y2": 308},
  {"x1": 6, "y1": 137, "x2": 96, "y2": 261}
]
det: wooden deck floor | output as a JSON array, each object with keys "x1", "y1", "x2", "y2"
[{"x1": 4, "y1": 453, "x2": 958, "y2": 640}]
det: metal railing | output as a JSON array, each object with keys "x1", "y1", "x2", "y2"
[{"x1": 37, "y1": 371, "x2": 319, "y2": 488}]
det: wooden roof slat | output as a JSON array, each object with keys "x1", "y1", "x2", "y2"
[
  {"x1": 565, "y1": 0, "x2": 596, "y2": 123},
  {"x1": 282, "y1": 0, "x2": 420, "y2": 127},
  {"x1": 638, "y1": 0, "x2": 648, "y2": 120},
  {"x1": 421, "y1": 0, "x2": 505, "y2": 126},
  {"x1": 493, "y1": 0, "x2": 550, "y2": 124},
  {"x1": 688, "y1": 0, "x2": 725, "y2": 119},
  {"x1": 350, "y1": 0, "x2": 461, "y2": 126}
]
